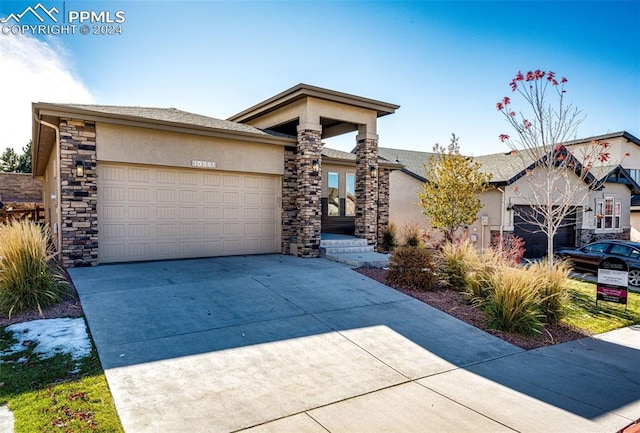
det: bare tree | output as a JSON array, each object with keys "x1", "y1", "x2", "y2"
[{"x1": 496, "y1": 70, "x2": 620, "y2": 267}]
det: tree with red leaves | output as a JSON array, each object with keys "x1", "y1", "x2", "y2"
[{"x1": 496, "y1": 70, "x2": 620, "y2": 268}]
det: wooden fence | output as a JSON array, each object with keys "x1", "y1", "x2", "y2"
[{"x1": 0, "y1": 206, "x2": 44, "y2": 224}]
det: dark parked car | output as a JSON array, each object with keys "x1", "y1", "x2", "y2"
[{"x1": 556, "y1": 240, "x2": 640, "y2": 287}]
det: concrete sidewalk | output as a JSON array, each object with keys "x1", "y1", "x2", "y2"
[{"x1": 69, "y1": 255, "x2": 640, "y2": 432}]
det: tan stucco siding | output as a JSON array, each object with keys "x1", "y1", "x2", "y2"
[
  {"x1": 388, "y1": 170, "x2": 425, "y2": 229},
  {"x1": 96, "y1": 123, "x2": 285, "y2": 176}
]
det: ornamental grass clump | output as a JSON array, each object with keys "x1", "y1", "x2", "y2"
[
  {"x1": 528, "y1": 259, "x2": 571, "y2": 325},
  {"x1": 0, "y1": 220, "x2": 69, "y2": 317},
  {"x1": 484, "y1": 266, "x2": 545, "y2": 336},
  {"x1": 386, "y1": 246, "x2": 439, "y2": 291},
  {"x1": 462, "y1": 249, "x2": 501, "y2": 305},
  {"x1": 439, "y1": 239, "x2": 481, "y2": 289},
  {"x1": 379, "y1": 223, "x2": 398, "y2": 252}
]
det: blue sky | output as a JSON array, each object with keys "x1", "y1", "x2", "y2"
[{"x1": 1, "y1": 0, "x2": 638, "y2": 155}]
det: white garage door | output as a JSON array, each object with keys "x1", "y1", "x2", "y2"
[{"x1": 97, "y1": 163, "x2": 281, "y2": 263}]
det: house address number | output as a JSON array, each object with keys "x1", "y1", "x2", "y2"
[{"x1": 191, "y1": 160, "x2": 217, "y2": 169}]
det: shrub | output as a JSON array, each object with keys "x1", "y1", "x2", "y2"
[
  {"x1": 386, "y1": 246, "x2": 439, "y2": 291},
  {"x1": 402, "y1": 223, "x2": 423, "y2": 247},
  {"x1": 489, "y1": 234, "x2": 526, "y2": 265},
  {"x1": 0, "y1": 221, "x2": 70, "y2": 317},
  {"x1": 379, "y1": 223, "x2": 398, "y2": 252},
  {"x1": 528, "y1": 260, "x2": 571, "y2": 324},
  {"x1": 484, "y1": 266, "x2": 544, "y2": 336}
]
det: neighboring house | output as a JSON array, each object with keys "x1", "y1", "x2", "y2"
[
  {"x1": 380, "y1": 131, "x2": 640, "y2": 258},
  {"x1": 32, "y1": 84, "x2": 400, "y2": 267}
]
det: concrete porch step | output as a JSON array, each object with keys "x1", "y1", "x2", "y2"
[
  {"x1": 323, "y1": 251, "x2": 389, "y2": 268},
  {"x1": 319, "y1": 235, "x2": 388, "y2": 268},
  {"x1": 320, "y1": 237, "x2": 375, "y2": 256}
]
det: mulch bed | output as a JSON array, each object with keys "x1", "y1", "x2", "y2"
[
  {"x1": 0, "y1": 271, "x2": 84, "y2": 327},
  {"x1": 356, "y1": 267, "x2": 589, "y2": 350}
]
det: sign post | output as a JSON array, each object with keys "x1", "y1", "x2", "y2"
[{"x1": 597, "y1": 257, "x2": 628, "y2": 311}]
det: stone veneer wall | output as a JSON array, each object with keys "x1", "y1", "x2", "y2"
[
  {"x1": 377, "y1": 168, "x2": 390, "y2": 246},
  {"x1": 59, "y1": 119, "x2": 98, "y2": 267},
  {"x1": 0, "y1": 173, "x2": 43, "y2": 203},
  {"x1": 281, "y1": 146, "x2": 297, "y2": 254},
  {"x1": 355, "y1": 137, "x2": 378, "y2": 245},
  {"x1": 576, "y1": 228, "x2": 631, "y2": 246},
  {"x1": 295, "y1": 128, "x2": 322, "y2": 257}
]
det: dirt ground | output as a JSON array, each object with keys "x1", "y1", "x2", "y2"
[{"x1": 356, "y1": 268, "x2": 588, "y2": 350}]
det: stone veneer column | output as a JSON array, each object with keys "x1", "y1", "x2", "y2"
[
  {"x1": 59, "y1": 119, "x2": 98, "y2": 267},
  {"x1": 295, "y1": 126, "x2": 323, "y2": 257},
  {"x1": 355, "y1": 134, "x2": 378, "y2": 245},
  {"x1": 377, "y1": 168, "x2": 390, "y2": 246},
  {"x1": 281, "y1": 146, "x2": 298, "y2": 254}
]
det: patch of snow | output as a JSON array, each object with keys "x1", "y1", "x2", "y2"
[
  {"x1": 0, "y1": 405, "x2": 14, "y2": 433},
  {"x1": 1, "y1": 318, "x2": 91, "y2": 361}
]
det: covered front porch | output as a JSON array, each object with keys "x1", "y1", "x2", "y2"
[{"x1": 229, "y1": 84, "x2": 400, "y2": 258}]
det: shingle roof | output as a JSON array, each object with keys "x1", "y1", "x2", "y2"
[
  {"x1": 322, "y1": 147, "x2": 403, "y2": 169},
  {"x1": 39, "y1": 104, "x2": 293, "y2": 138},
  {"x1": 378, "y1": 148, "x2": 436, "y2": 181},
  {"x1": 322, "y1": 147, "x2": 356, "y2": 160},
  {"x1": 381, "y1": 146, "x2": 626, "y2": 187}
]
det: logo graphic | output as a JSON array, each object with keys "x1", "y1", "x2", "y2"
[
  {"x1": 1, "y1": 3, "x2": 58, "y2": 23},
  {"x1": 1, "y1": 2, "x2": 126, "y2": 36}
]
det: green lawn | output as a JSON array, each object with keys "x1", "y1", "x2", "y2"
[
  {"x1": 563, "y1": 280, "x2": 640, "y2": 334},
  {"x1": 0, "y1": 324, "x2": 124, "y2": 433}
]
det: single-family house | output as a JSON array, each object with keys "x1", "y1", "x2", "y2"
[
  {"x1": 31, "y1": 84, "x2": 400, "y2": 267},
  {"x1": 380, "y1": 131, "x2": 640, "y2": 258}
]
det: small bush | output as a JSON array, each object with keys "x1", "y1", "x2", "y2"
[
  {"x1": 528, "y1": 260, "x2": 571, "y2": 325},
  {"x1": 386, "y1": 246, "x2": 439, "y2": 291},
  {"x1": 0, "y1": 220, "x2": 70, "y2": 317},
  {"x1": 490, "y1": 234, "x2": 526, "y2": 265},
  {"x1": 484, "y1": 266, "x2": 545, "y2": 335},
  {"x1": 379, "y1": 223, "x2": 398, "y2": 252},
  {"x1": 402, "y1": 223, "x2": 423, "y2": 247}
]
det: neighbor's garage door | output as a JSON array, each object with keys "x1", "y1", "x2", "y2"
[
  {"x1": 513, "y1": 205, "x2": 576, "y2": 259},
  {"x1": 97, "y1": 163, "x2": 280, "y2": 263}
]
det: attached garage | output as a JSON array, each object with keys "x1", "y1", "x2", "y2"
[
  {"x1": 97, "y1": 163, "x2": 281, "y2": 263},
  {"x1": 513, "y1": 205, "x2": 577, "y2": 259}
]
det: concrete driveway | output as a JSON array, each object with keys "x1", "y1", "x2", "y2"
[{"x1": 69, "y1": 255, "x2": 640, "y2": 433}]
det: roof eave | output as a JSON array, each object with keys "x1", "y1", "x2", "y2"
[
  {"x1": 228, "y1": 83, "x2": 400, "y2": 123},
  {"x1": 32, "y1": 103, "x2": 296, "y2": 146}
]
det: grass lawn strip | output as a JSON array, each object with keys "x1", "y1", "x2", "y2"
[
  {"x1": 564, "y1": 280, "x2": 640, "y2": 334},
  {"x1": 0, "y1": 318, "x2": 123, "y2": 433}
]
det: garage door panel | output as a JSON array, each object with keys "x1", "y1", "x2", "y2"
[
  {"x1": 203, "y1": 173, "x2": 221, "y2": 186},
  {"x1": 127, "y1": 168, "x2": 149, "y2": 182},
  {"x1": 98, "y1": 163, "x2": 280, "y2": 263},
  {"x1": 156, "y1": 189, "x2": 177, "y2": 202},
  {"x1": 156, "y1": 170, "x2": 177, "y2": 184}
]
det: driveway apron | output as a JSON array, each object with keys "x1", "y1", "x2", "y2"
[{"x1": 69, "y1": 255, "x2": 640, "y2": 433}]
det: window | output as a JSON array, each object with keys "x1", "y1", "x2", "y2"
[
  {"x1": 628, "y1": 169, "x2": 639, "y2": 183},
  {"x1": 346, "y1": 173, "x2": 355, "y2": 216},
  {"x1": 327, "y1": 172, "x2": 339, "y2": 216},
  {"x1": 595, "y1": 197, "x2": 621, "y2": 231},
  {"x1": 584, "y1": 243, "x2": 609, "y2": 253},
  {"x1": 610, "y1": 244, "x2": 632, "y2": 257}
]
